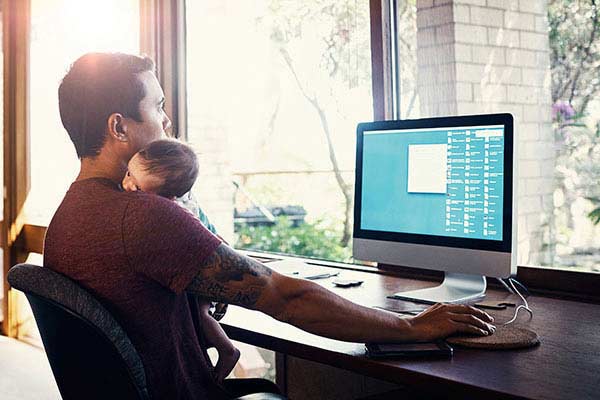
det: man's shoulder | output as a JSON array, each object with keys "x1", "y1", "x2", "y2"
[
  {"x1": 124, "y1": 191, "x2": 185, "y2": 216},
  {"x1": 122, "y1": 192, "x2": 206, "y2": 236},
  {"x1": 48, "y1": 182, "x2": 184, "y2": 233}
]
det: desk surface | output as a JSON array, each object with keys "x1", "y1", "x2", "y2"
[{"x1": 221, "y1": 265, "x2": 600, "y2": 400}]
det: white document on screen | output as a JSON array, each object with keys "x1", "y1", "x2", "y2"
[{"x1": 407, "y1": 144, "x2": 447, "y2": 194}]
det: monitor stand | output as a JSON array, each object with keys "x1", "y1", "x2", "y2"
[{"x1": 390, "y1": 273, "x2": 486, "y2": 304}]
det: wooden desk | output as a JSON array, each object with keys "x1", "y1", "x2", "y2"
[{"x1": 221, "y1": 265, "x2": 600, "y2": 400}]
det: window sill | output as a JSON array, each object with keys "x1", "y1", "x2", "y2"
[
  {"x1": 17, "y1": 224, "x2": 600, "y2": 304},
  {"x1": 239, "y1": 249, "x2": 600, "y2": 304}
]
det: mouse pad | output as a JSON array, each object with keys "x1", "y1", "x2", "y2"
[{"x1": 447, "y1": 325, "x2": 540, "y2": 350}]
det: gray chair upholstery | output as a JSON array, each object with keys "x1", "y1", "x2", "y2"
[
  {"x1": 8, "y1": 263, "x2": 287, "y2": 400},
  {"x1": 8, "y1": 263, "x2": 150, "y2": 399}
]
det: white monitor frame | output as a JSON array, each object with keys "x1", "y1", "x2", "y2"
[{"x1": 352, "y1": 114, "x2": 516, "y2": 304}]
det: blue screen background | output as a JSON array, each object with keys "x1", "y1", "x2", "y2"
[{"x1": 360, "y1": 126, "x2": 504, "y2": 241}]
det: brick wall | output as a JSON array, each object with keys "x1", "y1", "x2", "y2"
[
  {"x1": 187, "y1": 117, "x2": 235, "y2": 242},
  {"x1": 416, "y1": 0, "x2": 553, "y2": 265}
]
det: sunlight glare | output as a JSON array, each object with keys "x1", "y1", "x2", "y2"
[
  {"x1": 27, "y1": 0, "x2": 140, "y2": 224},
  {"x1": 61, "y1": 0, "x2": 138, "y2": 52}
]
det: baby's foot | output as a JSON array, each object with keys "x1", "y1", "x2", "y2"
[{"x1": 215, "y1": 347, "x2": 241, "y2": 382}]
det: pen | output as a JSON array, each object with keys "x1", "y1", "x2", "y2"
[{"x1": 305, "y1": 272, "x2": 340, "y2": 280}]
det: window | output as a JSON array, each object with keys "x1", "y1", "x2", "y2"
[
  {"x1": 393, "y1": 0, "x2": 599, "y2": 273},
  {"x1": 186, "y1": 1, "x2": 372, "y2": 263},
  {"x1": 26, "y1": 0, "x2": 140, "y2": 225}
]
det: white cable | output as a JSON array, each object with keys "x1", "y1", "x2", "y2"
[
  {"x1": 496, "y1": 277, "x2": 515, "y2": 294},
  {"x1": 503, "y1": 278, "x2": 533, "y2": 325}
]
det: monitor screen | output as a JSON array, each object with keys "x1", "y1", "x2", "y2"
[
  {"x1": 360, "y1": 124, "x2": 504, "y2": 241},
  {"x1": 354, "y1": 114, "x2": 513, "y2": 254}
]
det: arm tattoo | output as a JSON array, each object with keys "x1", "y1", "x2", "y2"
[{"x1": 186, "y1": 244, "x2": 273, "y2": 308}]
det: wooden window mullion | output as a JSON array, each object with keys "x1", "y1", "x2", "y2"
[
  {"x1": 140, "y1": 0, "x2": 187, "y2": 140},
  {"x1": 2, "y1": 0, "x2": 31, "y2": 337}
]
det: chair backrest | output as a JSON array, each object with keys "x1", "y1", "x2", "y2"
[{"x1": 7, "y1": 263, "x2": 150, "y2": 400}]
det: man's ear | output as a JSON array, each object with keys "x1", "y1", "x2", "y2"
[{"x1": 107, "y1": 113, "x2": 128, "y2": 142}]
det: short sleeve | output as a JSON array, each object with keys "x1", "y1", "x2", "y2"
[{"x1": 121, "y1": 193, "x2": 222, "y2": 294}]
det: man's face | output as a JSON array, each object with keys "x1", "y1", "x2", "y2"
[{"x1": 126, "y1": 71, "x2": 172, "y2": 155}]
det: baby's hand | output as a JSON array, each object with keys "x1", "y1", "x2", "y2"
[
  {"x1": 212, "y1": 303, "x2": 228, "y2": 321},
  {"x1": 214, "y1": 347, "x2": 240, "y2": 383}
]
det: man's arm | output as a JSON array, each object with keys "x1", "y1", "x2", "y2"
[{"x1": 186, "y1": 244, "x2": 495, "y2": 343}]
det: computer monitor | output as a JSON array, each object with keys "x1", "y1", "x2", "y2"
[{"x1": 353, "y1": 113, "x2": 516, "y2": 304}]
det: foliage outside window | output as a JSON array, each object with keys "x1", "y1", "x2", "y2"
[
  {"x1": 187, "y1": 0, "x2": 600, "y2": 273},
  {"x1": 392, "y1": 0, "x2": 600, "y2": 273},
  {"x1": 186, "y1": 0, "x2": 372, "y2": 262},
  {"x1": 547, "y1": 0, "x2": 600, "y2": 271}
]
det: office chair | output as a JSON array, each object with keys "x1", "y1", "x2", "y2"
[{"x1": 7, "y1": 263, "x2": 285, "y2": 400}]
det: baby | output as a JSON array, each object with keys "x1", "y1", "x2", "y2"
[{"x1": 121, "y1": 139, "x2": 240, "y2": 382}]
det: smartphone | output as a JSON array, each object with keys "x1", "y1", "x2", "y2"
[{"x1": 365, "y1": 340, "x2": 453, "y2": 358}]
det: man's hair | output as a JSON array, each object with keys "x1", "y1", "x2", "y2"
[
  {"x1": 58, "y1": 52, "x2": 155, "y2": 158},
  {"x1": 137, "y1": 139, "x2": 199, "y2": 198}
]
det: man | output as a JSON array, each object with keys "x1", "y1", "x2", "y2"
[{"x1": 44, "y1": 53, "x2": 495, "y2": 400}]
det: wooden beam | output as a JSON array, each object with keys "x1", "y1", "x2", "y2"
[
  {"x1": 2, "y1": 0, "x2": 31, "y2": 337},
  {"x1": 21, "y1": 224, "x2": 45, "y2": 255},
  {"x1": 140, "y1": 0, "x2": 187, "y2": 139},
  {"x1": 370, "y1": 0, "x2": 393, "y2": 121}
]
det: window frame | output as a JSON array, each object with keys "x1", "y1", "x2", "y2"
[
  {"x1": 140, "y1": 0, "x2": 187, "y2": 140},
  {"x1": 2, "y1": 0, "x2": 31, "y2": 337}
]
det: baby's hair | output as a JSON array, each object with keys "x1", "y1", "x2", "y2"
[{"x1": 136, "y1": 139, "x2": 199, "y2": 198}]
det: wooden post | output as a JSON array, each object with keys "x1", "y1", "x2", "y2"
[
  {"x1": 370, "y1": 0, "x2": 394, "y2": 121},
  {"x1": 140, "y1": 0, "x2": 187, "y2": 140},
  {"x1": 2, "y1": 0, "x2": 31, "y2": 337}
]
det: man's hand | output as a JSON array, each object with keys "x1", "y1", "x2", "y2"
[{"x1": 407, "y1": 303, "x2": 495, "y2": 341}]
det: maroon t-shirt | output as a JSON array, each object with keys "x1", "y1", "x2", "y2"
[{"x1": 43, "y1": 178, "x2": 225, "y2": 400}]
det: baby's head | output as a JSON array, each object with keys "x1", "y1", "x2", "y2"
[{"x1": 122, "y1": 139, "x2": 199, "y2": 199}]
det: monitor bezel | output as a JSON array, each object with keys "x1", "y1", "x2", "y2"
[{"x1": 353, "y1": 113, "x2": 513, "y2": 253}]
